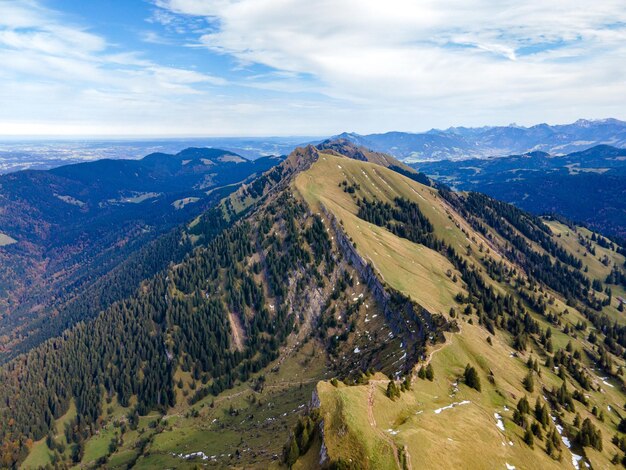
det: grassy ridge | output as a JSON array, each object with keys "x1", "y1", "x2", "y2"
[
  {"x1": 295, "y1": 152, "x2": 626, "y2": 469},
  {"x1": 295, "y1": 153, "x2": 467, "y2": 316}
]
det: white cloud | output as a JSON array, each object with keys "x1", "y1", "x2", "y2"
[
  {"x1": 154, "y1": 0, "x2": 626, "y2": 131},
  {"x1": 1, "y1": 0, "x2": 625, "y2": 135},
  {"x1": 0, "y1": 0, "x2": 233, "y2": 135}
]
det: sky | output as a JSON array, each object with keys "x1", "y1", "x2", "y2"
[{"x1": 0, "y1": 0, "x2": 625, "y2": 137}]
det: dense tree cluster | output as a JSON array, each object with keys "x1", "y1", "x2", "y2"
[
  {"x1": 357, "y1": 197, "x2": 438, "y2": 249},
  {"x1": 0, "y1": 191, "x2": 337, "y2": 467},
  {"x1": 606, "y1": 265, "x2": 626, "y2": 289},
  {"x1": 283, "y1": 409, "x2": 320, "y2": 466},
  {"x1": 441, "y1": 191, "x2": 598, "y2": 307},
  {"x1": 463, "y1": 364, "x2": 481, "y2": 391},
  {"x1": 575, "y1": 418, "x2": 602, "y2": 451}
]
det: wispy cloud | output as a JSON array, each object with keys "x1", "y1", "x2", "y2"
[
  {"x1": 152, "y1": 0, "x2": 626, "y2": 131},
  {"x1": 1, "y1": 0, "x2": 625, "y2": 136},
  {"x1": 0, "y1": 0, "x2": 234, "y2": 135}
]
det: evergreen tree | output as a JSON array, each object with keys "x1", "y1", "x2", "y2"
[
  {"x1": 425, "y1": 364, "x2": 435, "y2": 381},
  {"x1": 463, "y1": 364, "x2": 481, "y2": 392}
]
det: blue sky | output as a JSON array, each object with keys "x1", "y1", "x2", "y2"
[{"x1": 0, "y1": 0, "x2": 625, "y2": 136}]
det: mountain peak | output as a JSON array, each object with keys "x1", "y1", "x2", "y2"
[{"x1": 317, "y1": 138, "x2": 410, "y2": 169}]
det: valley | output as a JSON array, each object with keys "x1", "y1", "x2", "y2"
[
  {"x1": 0, "y1": 148, "x2": 283, "y2": 361},
  {"x1": 1, "y1": 141, "x2": 626, "y2": 470},
  {"x1": 415, "y1": 145, "x2": 626, "y2": 238}
]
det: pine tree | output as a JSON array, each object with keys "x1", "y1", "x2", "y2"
[
  {"x1": 524, "y1": 428, "x2": 534, "y2": 448},
  {"x1": 285, "y1": 437, "x2": 300, "y2": 466},
  {"x1": 463, "y1": 364, "x2": 481, "y2": 391},
  {"x1": 517, "y1": 396, "x2": 530, "y2": 415},
  {"x1": 386, "y1": 381, "x2": 401, "y2": 400},
  {"x1": 425, "y1": 364, "x2": 434, "y2": 381},
  {"x1": 523, "y1": 371, "x2": 535, "y2": 393}
]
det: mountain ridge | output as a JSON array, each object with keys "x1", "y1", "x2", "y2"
[
  {"x1": 415, "y1": 144, "x2": 626, "y2": 238},
  {"x1": 0, "y1": 147, "x2": 284, "y2": 361},
  {"x1": 1, "y1": 141, "x2": 626, "y2": 469},
  {"x1": 331, "y1": 118, "x2": 626, "y2": 162}
]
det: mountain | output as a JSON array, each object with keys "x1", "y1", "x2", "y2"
[
  {"x1": 415, "y1": 144, "x2": 626, "y2": 238},
  {"x1": 335, "y1": 118, "x2": 626, "y2": 161},
  {"x1": 0, "y1": 148, "x2": 283, "y2": 361},
  {"x1": 0, "y1": 137, "x2": 308, "y2": 174},
  {"x1": 1, "y1": 141, "x2": 626, "y2": 470}
]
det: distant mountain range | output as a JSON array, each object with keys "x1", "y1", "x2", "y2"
[
  {"x1": 3, "y1": 118, "x2": 626, "y2": 175},
  {"x1": 3, "y1": 139, "x2": 626, "y2": 470},
  {"x1": 0, "y1": 137, "x2": 307, "y2": 174},
  {"x1": 416, "y1": 144, "x2": 626, "y2": 237},
  {"x1": 334, "y1": 118, "x2": 626, "y2": 161}
]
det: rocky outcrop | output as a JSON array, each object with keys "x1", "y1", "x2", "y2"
[{"x1": 323, "y1": 205, "x2": 449, "y2": 365}]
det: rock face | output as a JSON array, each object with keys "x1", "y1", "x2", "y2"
[{"x1": 324, "y1": 204, "x2": 450, "y2": 371}]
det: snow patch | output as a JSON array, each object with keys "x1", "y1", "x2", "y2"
[
  {"x1": 173, "y1": 451, "x2": 211, "y2": 461},
  {"x1": 494, "y1": 413, "x2": 505, "y2": 431},
  {"x1": 601, "y1": 377, "x2": 614, "y2": 387},
  {"x1": 434, "y1": 400, "x2": 470, "y2": 414}
]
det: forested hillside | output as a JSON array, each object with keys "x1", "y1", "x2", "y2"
[
  {"x1": 1, "y1": 142, "x2": 626, "y2": 469},
  {"x1": 0, "y1": 148, "x2": 282, "y2": 361},
  {"x1": 416, "y1": 145, "x2": 626, "y2": 238}
]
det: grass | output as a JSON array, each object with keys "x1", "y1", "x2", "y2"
[
  {"x1": 82, "y1": 426, "x2": 117, "y2": 464},
  {"x1": 311, "y1": 262, "x2": 626, "y2": 469},
  {"x1": 295, "y1": 153, "x2": 468, "y2": 315},
  {"x1": 295, "y1": 154, "x2": 626, "y2": 469},
  {"x1": 317, "y1": 378, "x2": 397, "y2": 469},
  {"x1": 545, "y1": 219, "x2": 626, "y2": 325},
  {"x1": 316, "y1": 319, "x2": 620, "y2": 469},
  {"x1": 135, "y1": 339, "x2": 328, "y2": 469},
  {"x1": 54, "y1": 399, "x2": 77, "y2": 436},
  {"x1": 21, "y1": 438, "x2": 53, "y2": 469},
  {"x1": 545, "y1": 220, "x2": 625, "y2": 281}
]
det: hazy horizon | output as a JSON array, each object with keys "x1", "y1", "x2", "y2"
[{"x1": 0, "y1": 116, "x2": 622, "y2": 141}]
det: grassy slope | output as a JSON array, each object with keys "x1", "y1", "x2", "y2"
[
  {"x1": 546, "y1": 219, "x2": 626, "y2": 325},
  {"x1": 295, "y1": 153, "x2": 469, "y2": 316},
  {"x1": 545, "y1": 221, "x2": 624, "y2": 282},
  {"x1": 120, "y1": 339, "x2": 327, "y2": 469},
  {"x1": 22, "y1": 400, "x2": 77, "y2": 469},
  {"x1": 296, "y1": 154, "x2": 626, "y2": 469}
]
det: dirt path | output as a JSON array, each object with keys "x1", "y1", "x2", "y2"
[
  {"x1": 364, "y1": 326, "x2": 460, "y2": 470},
  {"x1": 227, "y1": 311, "x2": 245, "y2": 351},
  {"x1": 413, "y1": 318, "x2": 462, "y2": 373},
  {"x1": 367, "y1": 381, "x2": 403, "y2": 470}
]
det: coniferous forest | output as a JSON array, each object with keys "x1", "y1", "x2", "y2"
[{"x1": 1, "y1": 141, "x2": 626, "y2": 469}]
